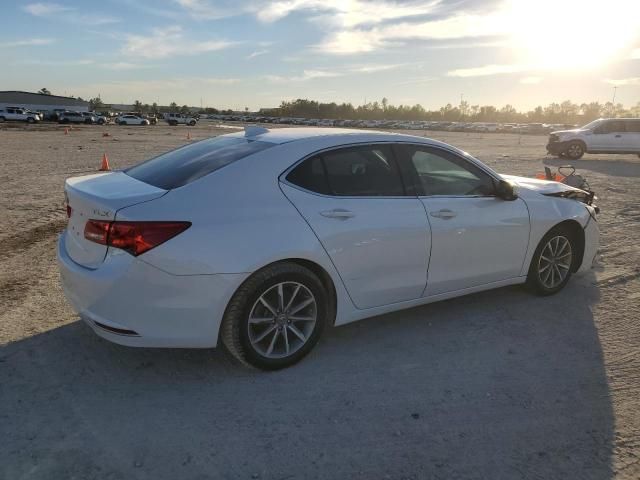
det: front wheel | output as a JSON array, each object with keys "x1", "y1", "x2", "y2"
[
  {"x1": 221, "y1": 263, "x2": 328, "y2": 370},
  {"x1": 565, "y1": 141, "x2": 585, "y2": 160},
  {"x1": 526, "y1": 226, "x2": 575, "y2": 295},
  {"x1": 188, "y1": 120, "x2": 196, "y2": 126}
]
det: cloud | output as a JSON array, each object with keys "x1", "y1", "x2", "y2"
[
  {"x1": 447, "y1": 64, "x2": 525, "y2": 77},
  {"x1": 23, "y1": 2, "x2": 119, "y2": 25},
  {"x1": 265, "y1": 70, "x2": 343, "y2": 82},
  {"x1": 100, "y1": 62, "x2": 153, "y2": 71},
  {"x1": 631, "y1": 48, "x2": 640, "y2": 59},
  {"x1": 247, "y1": 50, "x2": 269, "y2": 59},
  {"x1": 0, "y1": 38, "x2": 55, "y2": 47},
  {"x1": 122, "y1": 26, "x2": 236, "y2": 59},
  {"x1": 520, "y1": 76, "x2": 542, "y2": 84},
  {"x1": 20, "y1": 58, "x2": 95, "y2": 66},
  {"x1": 173, "y1": 0, "x2": 242, "y2": 20},
  {"x1": 23, "y1": 2, "x2": 71, "y2": 16},
  {"x1": 605, "y1": 77, "x2": 640, "y2": 86}
]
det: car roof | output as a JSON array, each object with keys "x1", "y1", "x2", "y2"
[{"x1": 226, "y1": 126, "x2": 453, "y2": 149}]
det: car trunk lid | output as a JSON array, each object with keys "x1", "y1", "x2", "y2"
[{"x1": 64, "y1": 171, "x2": 166, "y2": 268}]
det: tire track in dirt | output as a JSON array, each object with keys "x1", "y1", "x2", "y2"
[{"x1": 0, "y1": 217, "x2": 67, "y2": 260}]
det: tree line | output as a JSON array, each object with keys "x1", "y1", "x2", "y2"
[{"x1": 262, "y1": 98, "x2": 640, "y2": 124}]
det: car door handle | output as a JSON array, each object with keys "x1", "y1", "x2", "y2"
[
  {"x1": 320, "y1": 209, "x2": 355, "y2": 219},
  {"x1": 615, "y1": 134, "x2": 622, "y2": 138},
  {"x1": 430, "y1": 209, "x2": 457, "y2": 219}
]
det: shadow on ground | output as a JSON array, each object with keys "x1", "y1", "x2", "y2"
[
  {"x1": 1, "y1": 276, "x2": 613, "y2": 480},
  {"x1": 543, "y1": 156, "x2": 640, "y2": 178}
]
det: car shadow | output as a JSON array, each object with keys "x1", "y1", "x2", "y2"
[
  {"x1": 543, "y1": 156, "x2": 640, "y2": 178},
  {"x1": 1, "y1": 274, "x2": 613, "y2": 480}
]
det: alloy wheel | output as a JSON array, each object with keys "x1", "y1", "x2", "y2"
[
  {"x1": 538, "y1": 235, "x2": 572, "y2": 289},
  {"x1": 567, "y1": 144, "x2": 583, "y2": 159},
  {"x1": 248, "y1": 282, "x2": 317, "y2": 359}
]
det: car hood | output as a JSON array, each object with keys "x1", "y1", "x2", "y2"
[
  {"x1": 501, "y1": 174, "x2": 587, "y2": 195},
  {"x1": 550, "y1": 128, "x2": 587, "y2": 136}
]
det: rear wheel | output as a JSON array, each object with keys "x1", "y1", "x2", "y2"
[
  {"x1": 221, "y1": 263, "x2": 328, "y2": 370},
  {"x1": 27, "y1": 117, "x2": 35, "y2": 124},
  {"x1": 189, "y1": 120, "x2": 196, "y2": 126},
  {"x1": 565, "y1": 141, "x2": 585, "y2": 160},
  {"x1": 526, "y1": 226, "x2": 575, "y2": 295},
  {"x1": 0, "y1": 116, "x2": 5, "y2": 122}
]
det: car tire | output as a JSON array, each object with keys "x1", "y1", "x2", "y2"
[
  {"x1": 0, "y1": 116, "x2": 5, "y2": 122},
  {"x1": 221, "y1": 262, "x2": 328, "y2": 370},
  {"x1": 189, "y1": 120, "x2": 196, "y2": 126},
  {"x1": 119, "y1": 121, "x2": 126, "y2": 126},
  {"x1": 526, "y1": 225, "x2": 576, "y2": 296},
  {"x1": 565, "y1": 141, "x2": 585, "y2": 160},
  {"x1": 27, "y1": 117, "x2": 35, "y2": 124},
  {"x1": 98, "y1": 119, "x2": 105, "y2": 125}
]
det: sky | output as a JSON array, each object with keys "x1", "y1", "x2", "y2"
[{"x1": 0, "y1": 0, "x2": 639, "y2": 111}]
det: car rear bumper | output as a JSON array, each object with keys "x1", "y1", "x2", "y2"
[{"x1": 57, "y1": 233, "x2": 247, "y2": 348}]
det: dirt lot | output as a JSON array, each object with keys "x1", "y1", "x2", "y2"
[{"x1": 1, "y1": 122, "x2": 639, "y2": 479}]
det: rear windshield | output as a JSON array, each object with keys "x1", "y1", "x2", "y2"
[{"x1": 125, "y1": 136, "x2": 273, "y2": 189}]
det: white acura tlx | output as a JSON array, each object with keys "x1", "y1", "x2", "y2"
[{"x1": 58, "y1": 127, "x2": 599, "y2": 369}]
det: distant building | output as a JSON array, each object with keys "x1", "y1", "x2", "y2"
[{"x1": 0, "y1": 91, "x2": 89, "y2": 116}]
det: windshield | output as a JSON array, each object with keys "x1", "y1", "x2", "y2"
[
  {"x1": 580, "y1": 119, "x2": 603, "y2": 130},
  {"x1": 125, "y1": 135, "x2": 274, "y2": 189}
]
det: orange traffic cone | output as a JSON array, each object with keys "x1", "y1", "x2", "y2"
[
  {"x1": 187, "y1": 131, "x2": 192, "y2": 140},
  {"x1": 99, "y1": 153, "x2": 111, "y2": 171},
  {"x1": 64, "y1": 127, "x2": 69, "y2": 135}
]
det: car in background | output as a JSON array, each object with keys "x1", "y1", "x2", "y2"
[
  {"x1": 547, "y1": 118, "x2": 640, "y2": 159},
  {"x1": 58, "y1": 111, "x2": 93, "y2": 124},
  {"x1": 0, "y1": 107, "x2": 41, "y2": 123},
  {"x1": 58, "y1": 127, "x2": 599, "y2": 370},
  {"x1": 164, "y1": 112, "x2": 198, "y2": 126},
  {"x1": 82, "y1": 112, "x2": 107, "y2": 125},
  {"x1": 117, "y1": 114, "x2": 150, "y2": 126}
]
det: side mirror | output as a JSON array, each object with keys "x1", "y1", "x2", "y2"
[{"x1": 496, "y1": 180, "x2": 518, "y2": 201}]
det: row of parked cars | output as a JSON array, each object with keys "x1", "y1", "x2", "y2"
[
  {"x1": 0, "y1": 107, "x2": 200, "y2": 127},
  {"x1": 208, "y1": 114, "x2": 575, "y2": 135}
]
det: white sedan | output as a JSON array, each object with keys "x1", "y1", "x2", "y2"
[
  {"x1": 117, "y1": 114, "x2": 149, "y2": 126},
  {"x1": 58, "y1": 127, "x2": 599, "y2": 369}
]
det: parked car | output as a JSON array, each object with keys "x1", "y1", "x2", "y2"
[
  {"x1": 0, "y1": 107, "x2": 41, "y2": 123},
  {"x1": 82, "y1": 112, "x2": 107, "y2": 125},
  {"x1": 58, "y1": 127, "x2": 599, "y2": 370},
  {"x1": 59, "y1": 111, "x2": 92, "y2": 124},
  {"x1": 164, "y1": 112, "x2": 197, "y2": 126},
  {"x1": 546, "y1": 118, "x2": 640, "y2": 159},
  {"x1": 117, "y1": 114, "x2": 150, "y2": 126}
]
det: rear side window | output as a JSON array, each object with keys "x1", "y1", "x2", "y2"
[
  {"x1": 625, "y1": 120, "x2": 640, "y2": 133},
  {"x1": 286, "y1": 145, "x2": 404, "y2": 196},
  {"x1": 126, "y1": 136, "x2": 273, "y2": 189},
  {"x1": 323, "y1": 145, "x2": 404, "y2": 196}
]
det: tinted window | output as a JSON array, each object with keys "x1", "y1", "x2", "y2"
[
  {"x1": 320, "y1": 145, "x2": 404, "y2": 196},
  {"x1": 601, "y1": 120, "x2": 626, "y2": 134},
  {"x1": 126, "y1": 136, "x2": 274, "y2": 189},
  {"x1": 625, "y1": 120, "x2": 640, "y2": 133},
  {"x1": 286, "y1": 155, "x2": 329, "y2": 194},
  {"x1": 396, "y1": 145, "x2": 495, "y2": 196}
]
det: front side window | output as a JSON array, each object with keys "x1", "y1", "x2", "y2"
[{"x1": 396, "y1": 145, "x2": 495, "y2": 196}]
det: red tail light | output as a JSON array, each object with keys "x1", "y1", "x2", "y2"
[{"x1": 84, "y1": 220, "x2": 191, "y2": 256}]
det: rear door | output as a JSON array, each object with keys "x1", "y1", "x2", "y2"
[
  {"x1": 281, "y1": 144, "x2": 431, "y2": 309},
  {"x1": 623, "y1": 119, "x2": 640, "y2": 152},
  {"x1": 591, "y1": 120, "x2": 627, "y2": 151},
  {"x1": 394, "y1": 144, "x2": 530, "y2": 296}
]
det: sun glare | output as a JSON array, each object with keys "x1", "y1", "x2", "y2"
[{"x1": 504, "y1": 0, "x2": 640, "y2": 70}]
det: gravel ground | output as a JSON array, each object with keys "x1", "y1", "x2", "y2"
[{"x1": 1, "y1": 122, "x2": 639, "y2": 479}]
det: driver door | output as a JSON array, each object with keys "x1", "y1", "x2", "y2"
[{"x1": 393, "y1": 144, "x2": 530, "y2": 296}]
